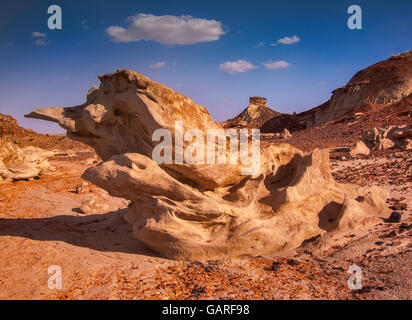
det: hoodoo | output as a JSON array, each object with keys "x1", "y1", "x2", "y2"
[{"x1": 26, "y1": 69, "x2": 390, "y2": 260}]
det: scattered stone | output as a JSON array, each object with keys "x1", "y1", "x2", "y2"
[
  {"x1": 349, "y1": 140, "x2": 371, "y2": 156},
  {"x1": 301, "y1": 234, "x2": 322, "y2": 246},
  {"x1": 79, "y1": 199, "x2": 109, "y2": 214},
  {"x1": 387, "y1": 211, "x2": 402, "y2": 223},
  {"x1": 75, "y1": 182, "x2": 90, "y2": 194},
  {"x1": 389, "y1": 203, "x2": 407, "y2": 211},
  {"x1": 281, "y1": 128, "x2": 292, "y2": 139},
  {"x1": 287, "y1": 259, "x2": 299, "y2": 266}
]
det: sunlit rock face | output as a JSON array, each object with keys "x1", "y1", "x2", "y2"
[
  {"x1": 26, "y1": 70, "x2": 389, "y2": 261},
  {"x1": 0, "y1": 142, "x2": 54, "y2": 182}
]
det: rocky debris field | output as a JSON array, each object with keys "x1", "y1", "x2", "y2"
[{"x1": 332, "y1": 149, "x2": 412, "y2": 186}]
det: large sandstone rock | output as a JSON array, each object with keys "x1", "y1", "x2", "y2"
[
  {"x1": 26, "y1": 69, "x2": 220, "y2": 161},
  {"x1": 0, "y1": 142, "x2": 54, "y2": 182},
  {"x1": 26, "y1": 70, "x2": 390, "y2": 260}
]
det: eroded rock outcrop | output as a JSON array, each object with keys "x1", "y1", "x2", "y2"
[
  {"x1": 350, "y1": 124, "x2": 412, "y2": 155},
  {"x1": 0, "y1": 142, "x2": 54, "y2": 182},
  {"x1": 26, "y1": 70, "x2": 390, "y2": 260},
  {"x1": 26, "y1": 69, "x2": 220, "y2": 161}
]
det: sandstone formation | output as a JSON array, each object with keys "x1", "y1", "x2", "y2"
[
  {"x1": 350, "y1": 124, "x2": 412, "y2": 156},
  {"x1": 222, "y1": 97, "x2": 282, "y2": 128},
  {"x1": 0, "y1": 142, "x2": 54, "y2": 182},
  {"x1": 27, "y1": 69, "x2": 390, "y2": 260},
  {"x1": 261, "y1": 50, "x2": 412, "y2": 133}
]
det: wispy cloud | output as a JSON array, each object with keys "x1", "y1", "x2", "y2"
[
  {"x1": 262, "y1": 60, "x2": 291, "y2": 69},
  {"x1": 277, "y1": 35, "x2": 300, "y2": 45},
  {"x1": 106, "y1": 13, "x2": 226, "y2": 45},
  {"x1": 34, "y1": 38, "x2": 50, "y2": 46},
  {"x1": 253, "y1": 41, "x2": 265, "y2": 48},
  {"x1": 32, "y1": 31, "x2": 49, "y2": 46},
  {"x1": 0, "y1": 43, "x2": 14, "y2": 47},
  {"x1": 80, "y1": 20, "x2": 89, "y2": 29},
  {"x1": 219, "y1": 60, "x2": 256, "y2": 74},
  {"x1": 32, "y1": 32, "x2": 46, "y2": 38},
  {"x1": 149, "y1": 61, "x2": 167, "y2": 69}
]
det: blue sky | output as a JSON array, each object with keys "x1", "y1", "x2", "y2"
[{"x1": 0, "y1": 0, "x2": 411, "y2": 133}]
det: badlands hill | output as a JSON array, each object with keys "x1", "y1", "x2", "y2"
[
  {"x1": 222, "y1": 97, "x2": 282, "y2": 128},
  {"x1": 261, "y1": 50, "x2": 412, "y2": 133},
  {"x1": 0, "y1": 112, "x2": 31, "y2": 137}
]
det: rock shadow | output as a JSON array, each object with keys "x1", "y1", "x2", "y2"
[{"x1": 0, "y1": 209, "x2": 159, "y2": 258}]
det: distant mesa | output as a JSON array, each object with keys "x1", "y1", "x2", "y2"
[{"x1": 222, "y1": 96, "x2": 283, "y2": 129}]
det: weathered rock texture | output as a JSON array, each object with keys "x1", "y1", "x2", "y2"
[
  {"x1": 261, "y1": 50, "x2": 412, "y2": 133},
  {"x1": 27, "y1": 70, "x2": 390, "y2": 260},
  {"x1": 26, "y1": 69, "x2": 220, "y2": 161},
  {"x1": 350, "y1": 124, "x2": 412, "y2": 155},
  {"x1": 0, "y1": 142, "x2": 54, "y2": 182},
  {"x1": 222, "y1": 96, "x2": 282, "y2": 129}
]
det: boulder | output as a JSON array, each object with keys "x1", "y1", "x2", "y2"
[
  {"x1": 280, "y1": 128, "x2": 292, "y2": 139},
  {"x1": 79, "y1": 198, "x2": 109, "y2": 214},
  {"x1": 349, "y1": 140, "x2": 371, "y2": 156},
  {"x1": 75, "y1": 182, "x2": 90, "y2": 194},
  {"x1": 26, "y1": 69, "x2": 390, "y2": 261}
]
